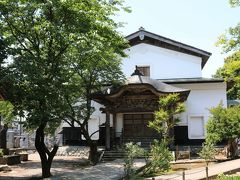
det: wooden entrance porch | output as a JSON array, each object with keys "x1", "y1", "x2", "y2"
[{"x1": 91, "y1": 67, "x2": 190, "y2": 150}]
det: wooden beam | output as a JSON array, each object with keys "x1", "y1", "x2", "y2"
[{"x1": 105, "y1": 111, "x2": 111, "y2": 150}]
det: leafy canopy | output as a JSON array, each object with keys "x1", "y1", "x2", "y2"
[
  {"x1": 215, "y1": 1, "x2": 240, "y2": 99},
  {"x1": 206, "y1": 103, "x2": 240, "y2": 144},
  {"x1": 0, "y1": 0, "x2": 128, "y2": 132},
  {"x1": 214, "y1": 51, "x2": 240, "y2": 99},
  {"x1": 0, "y1": 101, "x2": 14, "y2": 123},
  {"x1": 229, "y1": 0, "x2": 240, "y2": 8}
]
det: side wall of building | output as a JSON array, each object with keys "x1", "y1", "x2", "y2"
[{"x1": 174, "y1": 82, "x2": 227, "y2": 140}]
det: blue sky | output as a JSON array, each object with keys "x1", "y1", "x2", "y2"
[{"x1": 115, "y1": 0, "x2": 240, "y2": 77}]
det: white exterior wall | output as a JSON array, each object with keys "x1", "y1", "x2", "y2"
[
  {"x1": 175, "y1": 82, "x2": 227, "y2": 139},
  {"x1": 62, "y1": 101, "x2": 111, "y2": 140},
  {"x1": 122, "y1": 43, "x2": 202, "y2": 79}
]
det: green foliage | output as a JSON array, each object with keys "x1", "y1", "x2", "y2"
[
  {"x1": 217, "y1": 173, "x2": 240, "y2": 180},
  {"x1": 207, "y1": 103, "x2": 240, "y2": 143},
  {"x1": 0, "y1": 37, "x2": 7, "y2": 63},
  {"x1": 0, "y1": 100, "x2": 14, "y2": 123},
  {"x1": 206, "y1": 103, "x2": 240, "y2": 158},
  {"x1": 214, "y1": 51, "x2": 240, "y2": 99},
  {"x1": 124, "y1": 142, "x2": 145, "y2": 178},
  {"x1": 198, "y1": 142, "x2": 216, "y2": 166},
  {"x1": 216, "y1": 23, "x2": 240, "y2": 53},
  {"x1": 143, "y1": 140, "x2": 172, "y2": 175},
  {"x1": 215, "y1": 1, "x2": 240, "y2": 99},
  {"x1": 229, "y1": 0, "x2": 240, "y2": 7},
  {"x1": 149, "y1": 93, "x2": 185, "y2": 140},
  {"x1": 0, "y1": 0, "x2": 128, "y2": 132}
]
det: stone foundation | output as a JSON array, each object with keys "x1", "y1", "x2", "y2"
[
  {"x1": 0, "y1": 155, "x2": 21, "y2": 165},
  {"x1": 56, "y1": 146, "x2": 89, "y2": 158}
]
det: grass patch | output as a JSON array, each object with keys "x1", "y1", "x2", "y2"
[{"x1": 216, "y1": 174, "x2": 240, "y2": 180}]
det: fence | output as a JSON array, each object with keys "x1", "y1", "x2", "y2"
[{"x1": 151, "y1": 167, "x2": 209, "y2": 180}]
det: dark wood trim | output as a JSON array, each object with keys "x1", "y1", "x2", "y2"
[{"x1": 105, "y1": 112, "x2": 110, "y2": 150}]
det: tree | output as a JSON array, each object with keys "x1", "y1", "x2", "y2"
[
  {"x1": 0, "y1": 101, "x2": 14, "y2": 150},
  {"x1": 0, "y1": 0, "x2": 128, "y2": 177},
  {"x1": 206, "y1": 103, "x2": 240, "y2": 159},
  {"x1": 198, "y1": 142, "x2": 216, "y2": 180},
  {"x1": 60, "y1": 32, "x2": 127, "y2": 164},
  {"x1": 214, "y1": 51, "x2": 240, "y2": 99},
  {"x1": 123, "y1": 142, "x2": 145, "y2": 178},
  {"x1": 148, "y1": 93, "x2": 185, "y2": 145},
  {"x1": 142, "y1": 139, "x2": 172, "y2": 176},
  {"x1": 0, "y1": 37, "x2": 7, "y2": 64},
  {"x1": 215, "y1": 1, "x2": 240, "y2": 99},
  {"x1": 229, "y1": 0, "x2": 240, "y2": 7}
]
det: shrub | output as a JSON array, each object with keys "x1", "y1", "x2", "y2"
[
  {"x1": 217, "y1": 173, "x2": 240, "y2": 180},
  {"x1": 143, "y1": 139, "x2": 173, "y2": 175},
  {"x1": 124, "y1": 142, "x2": 145, "y2": 178},
  {"x1": 198, "y1": 142, "x2": 216, "y2": 166}
]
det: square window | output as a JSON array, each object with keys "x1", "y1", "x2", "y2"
[
  {"x1": 188, "y1": 116, "x2": 205, "y2": 139},
  {"x1": 137, "y1": 66, "x2": 150, "y2": 76}
]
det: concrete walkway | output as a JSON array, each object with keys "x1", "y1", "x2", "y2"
[{"x1": 149, "y1": 158, "x2": 240, "y2": 180}]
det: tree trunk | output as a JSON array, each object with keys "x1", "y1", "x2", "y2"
[
  {"x1": 0, "y1": 124, "x2": 8, "y2": 149},
  {"x1": 35, "y1": 123, "x2": 58, "y2": 178},
  {"x1": 79, "y1": 125, "x2": 100, "y2": 165},
  {"x1": 89, "y1": 142, "x2": 99, "y2": 165},
  {"x1": 227, "y1": 139, "x2": 238, "y2": 159}
]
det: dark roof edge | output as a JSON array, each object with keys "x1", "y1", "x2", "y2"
[
  {"x1": 126, "y1": 30, "x2": 212, "y2": 56},
  {"x1": 159, "y1": 78, "x2": 224, "y2": 84}
]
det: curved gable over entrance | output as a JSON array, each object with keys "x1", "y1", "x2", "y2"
[{"x1": 92, "y1": 67, "x2": 190, "y2": 113}]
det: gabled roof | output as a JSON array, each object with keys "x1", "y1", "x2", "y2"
[{"x1": 126, "y1": 27, "x2": 212, "y2": 69}]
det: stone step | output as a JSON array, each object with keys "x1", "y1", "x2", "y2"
[{"x1": 102, "y1": 150, "x2": 147, "y2": 161}]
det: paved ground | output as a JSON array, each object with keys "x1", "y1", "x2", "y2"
[
  {"x1": 1, "y1": 153, "x2": 240, "y2": 180},
  {"x1": 0, "y1": 153, "x2": 145, "y2": 180}
]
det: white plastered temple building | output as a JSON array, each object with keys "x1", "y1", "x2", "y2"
[{"x1": 61, "y1": 28, "x2": 227, "y2": 149}]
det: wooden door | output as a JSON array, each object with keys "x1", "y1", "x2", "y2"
[{"x1": 123, "y1": 114, "x2": 156, "y2": 138}]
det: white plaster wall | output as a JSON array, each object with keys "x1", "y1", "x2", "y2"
[
  {"x1": 62, "y1": 101, "x2": 111, "y2": 140},
  {"x1": 175, "y1": 82, "x2": 227, "y2": 139},
  {"x1": 122, "y1": 43, "x2": 202, "y2": 79}
]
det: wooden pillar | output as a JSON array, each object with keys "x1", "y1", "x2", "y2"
[
  {"x1": 113, "y1": 113, "x2": 116, "y2": 133},
  {"x1": 105, "y1": 111, "x2": 111, "y2": 150}
]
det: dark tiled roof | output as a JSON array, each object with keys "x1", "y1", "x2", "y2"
[
  {"x1": 93, "y1": 74, "x2": 190, "y2": 98},
  {"x1": 159, "y1": 77, "x2": 224, "y2": 84},
  {"x1": 125, "y1": 75, "x2": 190, "y2": 93},
  {"x1": 126, "y1": 28, "x2": 211, "y2": 69}
]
